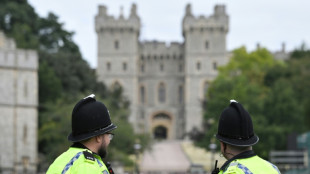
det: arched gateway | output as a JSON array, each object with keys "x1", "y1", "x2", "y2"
[{"x1": 151, "y1": 112, "x2": 173, "y2": 140}]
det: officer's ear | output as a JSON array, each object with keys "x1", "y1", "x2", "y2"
[
  {"x1": 95, "y1": 134, "x2": 104, "y2": 143},
  {"x1": 220, "y1": 141, "x2": 227, "y2": 152}
]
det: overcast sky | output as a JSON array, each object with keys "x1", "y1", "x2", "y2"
[{"x1": 28, "y1": 0, "x2": 310, "y2": 68}]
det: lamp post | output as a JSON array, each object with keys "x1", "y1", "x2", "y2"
[
  {"x1": 134, "y1": 142, "x2": 141, "y2": 174},
  {"x1": 209, "y1": 140, "x2": 217, "y2": 172}
]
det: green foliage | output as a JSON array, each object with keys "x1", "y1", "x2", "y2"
[
  {"x1": 0, "y1": 0, "x2": 39, "y2": 49},
  {"x1": 38, "y1": 98, "x2": 73, "y2": 162},
  {"x1": 198, "y1": 46, "x2": 309, "y2": 159},
  {"x1": 0, "y1": 0, "x2": 150, "y2": 169},
  {"x1": 38, "y1": 60, "x2": 62, "y2": 103}
]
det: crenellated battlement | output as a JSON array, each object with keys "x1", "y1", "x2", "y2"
[
  {"x1": 95, "y1": 4, "x2": 140, "y2": 35},
  {"x1": 140, "y1": 41, "x2": 184, "y2": 62},
  {"x1": 182, "y1": 4, "x2": 229, "y2": 36},
  {"x1": 0, "y1": 31, "x2": 38, "y2": 70}
]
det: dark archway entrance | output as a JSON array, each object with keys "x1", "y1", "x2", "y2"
[{"x1": 154, "y1": 126, "x2": 167, "y2": 139}]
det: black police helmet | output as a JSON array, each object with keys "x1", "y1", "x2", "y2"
[
  {"x1": 68, "y1": 94, "x2": 117, "y2": 142},
  {"x1": 216, "y1": 100, "x2": 259, "y2": 146}
]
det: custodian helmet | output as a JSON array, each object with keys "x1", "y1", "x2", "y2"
[
  {"x1": 216, "y1": 100, "x2": 259, "y2": 146},
  {"x1": 68, "y1": 94, "x2": 117, "y2": 142}
]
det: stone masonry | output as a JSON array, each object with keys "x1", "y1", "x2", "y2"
[
  {"x1": 95, "y1": 4, "x2": 229, "y2": 139},
  {"x1": 0, "y1": 31, "x2": 38, "y2": 174}
]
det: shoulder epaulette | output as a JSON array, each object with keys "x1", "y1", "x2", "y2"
[{"x1": 83, "y1": 151, "x2": 95, "y2": 163}]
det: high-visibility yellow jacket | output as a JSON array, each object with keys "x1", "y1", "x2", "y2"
[
  {"x1": 46, "y1": 144, "x2": 110, "y2": 174},
  {"x1": 218, "y1": 150, "x2": 281, "y2": 174}
]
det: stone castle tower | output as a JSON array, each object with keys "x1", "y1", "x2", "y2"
[
  {"x1": 0, "y1": 31, "x2": 38, "y2": 173},
  {"x1": 95, "y1": 4, "x2": 229, "y2": 139}
]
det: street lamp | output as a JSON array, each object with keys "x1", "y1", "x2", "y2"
[
  {"x1": 209, "y1": 140, "x2": 217, "y2": 171},
  {"x1": 134, "y1": 142, "x2": 141, "y2": 174}
]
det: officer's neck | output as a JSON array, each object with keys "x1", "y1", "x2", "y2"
[{"x1": 224, "y1": 146, "x2": 252, "y2": 160}]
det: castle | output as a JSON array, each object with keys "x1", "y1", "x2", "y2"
[
  {"x1": 0, "y1": 31, "x2": 38, "y2": 173},
  {"x1": 95, "y1": 4, "x2": 229, "y2": 139}
]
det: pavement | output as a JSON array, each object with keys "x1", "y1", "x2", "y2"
[{"x1": 139, "y1": 140, "x2": 225, "y2": 174}]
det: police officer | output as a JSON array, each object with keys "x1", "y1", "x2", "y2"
[
  {"x1": 47, "y1": 94, "x2": 117, "y2": 174},
  {"x1": 212, "y1": 100, "x2": 281, "y2": 174}
]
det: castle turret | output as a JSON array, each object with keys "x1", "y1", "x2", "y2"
[
  {"x1": 95, "y1": 4, "x2": 141, "y2": 130},
  {"x1": 182, "y1": 4, "x2": 229, "y2": 135},
  {"x1": 0, "y1": 30, "x2": 38, "y2": 174}
]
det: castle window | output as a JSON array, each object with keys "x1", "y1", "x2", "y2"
[
  {"x1": 24, "y1": 80, "x2": 28, "y2": 98},
  {"x1": 166, "y1": 55, "x2": 170, "y2": 59},
  {"x1": 213, "y1": 62, "x2": 217, "y2": 70},
  {"x1": 140, "y1": 86, "x2": 145, "y2": 104},
  {"x1": 141, "y1": 64, "x2": 145, "y2": 72},
  {"x1": 158, "y1": 83, "x2": 166, "y2": 103},
  {"x1": 173, "y1": 54, "x2": 177, "y2": 59},
  {"x1": 141, "y1": 55, "x2": 144, "y2": 60},
  {"x1": 179, "y1": 64, "x2": 183, "y2": 72},
  {"x1": 122, "y1": 62, "x2": 127, "y2": 71},
  {"x1": 154, "y1": 113, "x2": 171, "y2": 120},
  {"x1": 160, "y1": 64, "x2": 164, "y2": 72},
  {"x1": 197, "y1": 62, "x2": 201, "y2": 71},
  {"x1": 114, "y1": 40, "x2": 119, "y2": 49},
  {"x1": 140, "y1": 110, "x2": 145, "y2": 119},
  {"x1": 179, "y1": 85, "x2": 184, "y2": 104},
  {"x1": 107, "y1": 62, "x2": 111, "y2": 71},
  {"x1": 203, "y1": 81, "x2": 210, "y2": 97},
  {"x1": 205, "y1": 41, "x2": 209, "y2": 49},
  {"x1": 112, "y1": 81, "x2": 121, "y2": 91},
  {"x1": 154, "y1": 55, "x2": 157, "y2": 60},
  {"x1": 23, "y1": 125, "x2": 28, "y2": 144},
  {"x1": 160, "y1": 55, "x2": 164, "y2": 60}
]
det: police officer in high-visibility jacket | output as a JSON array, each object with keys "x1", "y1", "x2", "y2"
[
  {"x1": 212, "y1": 100, "x2": 281, "y2": 174},
  {"x1": 47, "y1": 94, "x2": 117, "y2": 174}
]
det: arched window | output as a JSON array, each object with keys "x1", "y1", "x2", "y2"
[
  {"x1": 24, "y1": 80, "x2": 28, "y2": 98},
  {"x1": 140, "y1": 64, "x2": 145, "y2": 72},
  {"x1": 23, "y1": 125, "x2": 28, "y2": 144},
  {"x1": 197, "y1": 62, "x2": 201, "y2": 71},
  {"x1": 213, "y1": 62, "x2": 217, "y2": 70},
  {"x1": 158, "y1": 83, "x2": 166, "y2": 103},
  {"x1": 112, "y1": 81, "x2": 121, "y2": 91},
  {"x1": 107, "y1": 62, "x2": 111, "y2": 71},
  {"x1": 123, "y1": 62, "x2": 127, "y2": 71},
  {"x1": 205, "y1": 41, "x2": 209, "y2": 49},
  {"x1": 204, "y1": 81, "x2": 210, "y2": 93},
  {"x1": 154, "y1": 113, "x2": 171, "y2": 120},
  {"x1": 179, "y1": 85, "x2": 184, "y2": 104},
  {"x1": 179, "y1": 64, "x2": 183, "y2": 72},
  {"x1": 203, "y1": 81, "x2": 210, "y2": 100},
  {"x1": 114, "y1": 40, "x2": 119, "y2": 49},
  {"x1": 140, "y1": 86, "x2": 145, "y2": 104},
  {"x1": 160, "y1": 64, "x2": 164, "y2": 71}
]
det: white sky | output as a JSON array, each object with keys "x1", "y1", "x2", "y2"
[{"x1": 28, "y1": 0, "x2": 310, "y2": 68}]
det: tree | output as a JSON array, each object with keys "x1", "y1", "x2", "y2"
[
  {"x1": 0, "y1": 0, "x2": 39, "y2": 49},
  {"x1": 0, "y1": 0, "x2": 150, "y2": 170},
  {"x1": 197, "y1": 47, "x2": 307, "y2": 159}
]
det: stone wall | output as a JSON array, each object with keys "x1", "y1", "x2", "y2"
[{"x1": 0, "y1": 31, "x2": 38, "y2": 174}]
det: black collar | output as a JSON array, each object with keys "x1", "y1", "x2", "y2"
[
  {"x1": 220, "y1": 150, "x2": 256, "y2": 171},
  {"x1": 71, "y1": 142, "x2": 90, "y2": 150},
  {"x1": 71, "y1": 142, "x2": 101, "y2": 156}
]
